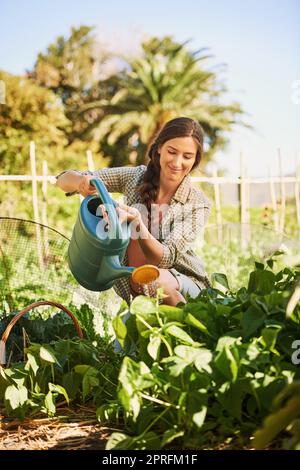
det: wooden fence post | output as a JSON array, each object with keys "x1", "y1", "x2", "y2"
[
  {"x1": 240, "y1": 153, "x2": 250, "y2": 247},
  {"x1": 30, "y1": 141, "x2": 43, "y2": 267},
  {"x1": 42, "y1": 160, "x2": 49, "y2": 257},
  {"x1": 278, "y1": 149, "x2": 286, "y2": 233},
  {"x1": 295, "y1": 162, "x2": 300, "y2": 229},
  {"x1": 269, "y1": 166, "x2": 279, "y2": 232},
  {"x1": 86, "y1": 149, "x2": 95, "y2": 172},
  {"x1": 240, "y1": 153, "x2": 246, "y2": 224},
  {"x1": 213, "y1": 167, "x2": 222, "y2": 243}
]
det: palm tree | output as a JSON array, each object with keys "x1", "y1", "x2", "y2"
[{"x1": 83, "y1": 36, "x2": 246, "y2": 167}]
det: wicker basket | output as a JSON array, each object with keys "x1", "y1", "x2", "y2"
[{"x1": 0, "y1": 300, "x2": 83, "y2": 367}]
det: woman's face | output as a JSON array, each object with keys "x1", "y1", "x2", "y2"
[{"x1": 158, "y1": 136, "x2": 198, "y2": 184}]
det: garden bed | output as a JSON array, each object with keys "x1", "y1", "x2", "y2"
[
  {"x1": 0, "y1": 253, "x2": 299, "y2": 450},
  {"x1": 0, "y1": 405, "x2": 112, "y2": 450}
]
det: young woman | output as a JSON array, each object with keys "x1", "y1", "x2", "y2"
[{"x1": 56, "y1": 117, "x2": 211, "y2": 306}]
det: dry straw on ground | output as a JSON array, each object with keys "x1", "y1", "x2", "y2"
[{"x1": 0, "y1": 405, "x2": 114, "y2": 450}]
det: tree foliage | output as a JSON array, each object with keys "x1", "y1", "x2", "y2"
[
  {"x1": 87, "y1": 36, "x2": 246, "y2": 166},
  {"x1": 0, "y1": 70, "x2": 69, "y2": 174},
  {"x1": 1, "y1": 27, "x2": 247, "y2": 172},
  {"x1": 30, "y1": 25, "x2": 116, "y2": 146}
]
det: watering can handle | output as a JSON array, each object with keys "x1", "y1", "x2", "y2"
[{"x1": 90, "y1": 178, "x2": 122, "y2": 240}]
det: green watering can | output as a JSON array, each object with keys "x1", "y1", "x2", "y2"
[{"x1": 68, "y1": 178, "x2": 159, "y2": 292}]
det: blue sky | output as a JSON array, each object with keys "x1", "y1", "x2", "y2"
[{"x1": 1, "y1": 0, "x2": 299, "y2": 177}]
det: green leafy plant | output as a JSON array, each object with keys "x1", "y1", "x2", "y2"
[
  {"x1": 107, "y1": 256, "x2": 300, "y2": 449},
  {"x1": 0, "y1": 255, "x2": 299, "y2": 450}
]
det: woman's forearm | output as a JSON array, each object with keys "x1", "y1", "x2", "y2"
[
  {"x1": 137, "y1": 220, "x2": 164, "y2": 265},
  {"x1": 56, "y1": 170, "x2": 82, "y2": 193}
]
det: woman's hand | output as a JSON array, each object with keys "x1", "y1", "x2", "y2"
[
  {"x1": 78, "y1": 175, "x2": 98, "y2": 197},
  {"x1": 98, "y1": 201, "x2": 142, "y2": 229},
  {"x1": 116, "y1": 202, "x2": 142, "y2": 227}
]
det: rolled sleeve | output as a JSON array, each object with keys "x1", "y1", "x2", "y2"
[
  {"x1": 157, "y1": 203, "x2": 211, "y2": 269},
  {"x1": 55, "y1": 166, "x2": 145, "y2": 196},
  {"x1": 157, "y1": 242, "x2": 178, "y2": 269}
]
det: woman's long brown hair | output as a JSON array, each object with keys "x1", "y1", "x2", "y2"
[{"x1": 137, "y1": 117, "x2": 204, "y2": 212}]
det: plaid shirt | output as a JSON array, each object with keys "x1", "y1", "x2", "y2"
[{"x1": 56, "y1": 166, "x2": 212, "y2": 304}]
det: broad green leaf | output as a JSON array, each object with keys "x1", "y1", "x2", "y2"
[
  {"x1": 174, "y1": 345, "x2": 200, "y2": 363},
  {"x1": 212, "y1": 273, "x2": 230, "y2": 290},
  {"x1": 120, "y1": 388, "x2": 140, "y2": 421},
  {"x1": 185, "y1": 313, "x2": 210, "y2": 336},
  {"x1": 216, "y1": 381, "x2": 247, "y2": 420},
  {"x1": 5, "y1": 385, "x2": 28, "y2": 410},
  {"x1": 112, "y1": 315, "x2": 127, "y2": 348},
  {"x1": 97, "y1": 403, "x2": 120, "y2": 423},
  {"x1": 253, "y1": 375, "x2": 286, "y2": 411},
  {"x1": 49, "y1": 383, "x2": 69, "y2": 404},
  {"x1": 215, "y1": 346, "x2": 239, "y2": 382},
  {"x1": 147, "y1": 333, "x2": 161, "y2": 360},
  {"x1": 266, "y1": 259, "x2": 274, "y2": 269},
  {"x1": 192, "y1": 406, "x2": 207, "y2": 428},
  {"x1": 62, "y1": 371, "x2": 82, "y2": 400},
  {"x1": 174, "y1": 345, "x2": 212, "y2": 372},
  {"x1": 82, "y1": 367, "x2": 99, "y2": 401},
  {"x1": 45, "y1": 391, "x2": 56, "y2": 416},
  {"x1": 167, "y1": 346, "x2": 213, "y2": 375},
  {"x1": 162, "y1": 356, "x2": 189, "y2": 377},
  {"x1": 248, "y1": 269, "x2": 276, "y2": 295},
  {"x1": 255, "y1": 262, "x2": 265, "y2": 270},
  {"x1": 130, "y1": 296, "x2": 157, "y2": 316},
  {"x1": 106, "y1": 431, "x2": 160, "y2": 450},
  {"x1": 74, "y1": 364, "x2": 91, "y2": 375},
  {"x1": 165, "y1": 325, "x2": 195, "y2": 345},
  {"x1": 261, "y1": 327, "x2": 280, "y2": 352},
  {"x1": 161, "y1": 429, "x2": 184, "y2": 447},
  {"x1": 241, "y1": 305, "x2": 266, "y2": 337},
  {"x1": 4, "y1": 367, "x2": 27, "y2": 387},
  {"x1": 25, "y1": 352, "x2": 39, "y2": 376},
  {"x1": 159, "y1": 305, "x2": 184, "y2": 322},
  {"x1": 118, "y1": 358, "x2": 152, "y2": 420},
  {"x1": 116, "y1": 299, "x2": 129, "y2": 316},
  {"x1": 194, "y1": 350, "x2": 213, "y2": 373},
  {"x1": 216, "y1": 336, "x2": 241, "y2": 352},
  {"x1": 245, "y1": 342, "x2": 261, "y2": 361},
  {"x1": 105, "y1": 432, "x2": 133, "y2": 450},
  {"x1": 39, "y1": 346, "x2": 57, "y2": 364}
]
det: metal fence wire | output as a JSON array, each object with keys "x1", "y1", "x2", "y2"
[{"x1": 0, "y1": 217, "x2": 113, "y2": 316}]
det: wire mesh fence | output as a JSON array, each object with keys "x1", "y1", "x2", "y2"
[{"x1": 0, "y1": 217, "x2": 122, "y2": 319}]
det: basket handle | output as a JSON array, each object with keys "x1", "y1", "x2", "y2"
[{"x1": 0, "y1": 300, "x2": 84, "y2": 367}]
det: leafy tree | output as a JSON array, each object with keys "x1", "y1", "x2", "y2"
[
  {"x1": 30, "y1": 25, "x2": 115, "y2": 146},
  {"x1": 86, "y1": 36, "x2": 246, "y2": 167},
  {"x1": 0, "y1": 69, "x2": 107, "y2": 176},
  {"x1": 0, "y1": 70, "x2": 69, "y2": 174},
  {"x1": 1, "y1": 29, "x2": 248, "y2": 174}
]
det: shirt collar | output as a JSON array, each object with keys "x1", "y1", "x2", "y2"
[{"x1": 171, "y1": 174, "x2": 192, "y2": 204}]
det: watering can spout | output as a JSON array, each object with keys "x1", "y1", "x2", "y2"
[{"x1": 96, "y1": 255, "x2": 134, "y2": 285}]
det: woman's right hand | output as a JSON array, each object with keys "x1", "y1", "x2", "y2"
[{"x1": 78, "y1": 175, "x2": 98, "y2": 197}]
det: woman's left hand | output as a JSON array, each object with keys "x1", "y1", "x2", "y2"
[
  {"x1": 98, "y1": 201, "x2": 142, "y2": 228},
  {"x1": 116, "y1": 202, "x2": 142, "y2": 227}
]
